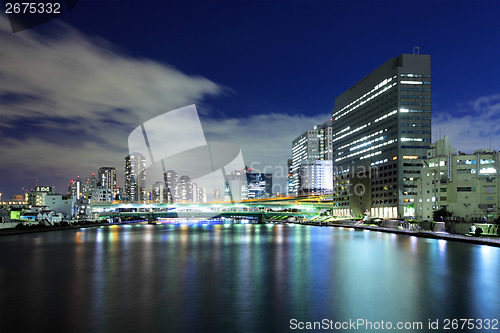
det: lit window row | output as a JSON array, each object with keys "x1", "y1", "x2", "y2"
[
  {"x1": 400, "y1": 74, "x2": 431, "y2": 78},
  {"x1": 334, "y1": 76, "x2": 396, "y2": 117},
  {"x1": 401, "y1": 116, "x2": 431, "y2": 120},
  {"x1": 399, "y1": 108, "x2": 430, "y2": 113},
  {"x1": 335, "y1": 139, "x2": 395, "y2": 162},
  {"x1": 400, "y1": 81, "x2": 430, "y2": 85},
  {"x1": 401, "y1": 123, "x2": 429, "y2": 127},
  {"x1": 371, "y1": 158, "x2": 389, "y2": 166},
  {"x1": 332, "y1": 123, "x2": 369, "y2": 143},
  {"x1": 400, "y1": 88, "x2": 431, "y2": 92},
  {"x1": 360, "y1": 150, "x2": 382, "y2": 160},
  {"x1": 374, "y1": 109, "x2": 397, "y2": 123},
  {"x1": 337, "y1": 130, "x2": 384, "y2": 150},
  {"x1": 350, "y1": 136, "x2": 384, "y2": 152},
  {"x1": 334, "y1": 126, "x2": 351, "y2": 137},
  {"x1": 401, "y1": 137, "x2": 424, "y2": 142},
  {"x1": 333, "y1": 78, "x2": 397, "y2": 121}
]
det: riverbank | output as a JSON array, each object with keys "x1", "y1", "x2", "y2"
[
  {"x1": 2, "y1": 218, "x2": 500, "y2": 248},
  {"x1": 0, "y1": 221, "x2": 114, "y2": 236},
  {"x1": 295, "y1": 220, "x2": 500, "y2": 248}
]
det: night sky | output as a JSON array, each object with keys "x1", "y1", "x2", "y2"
[{"x1": 1, "y1": 0, "x2": 499, "y2": 198}]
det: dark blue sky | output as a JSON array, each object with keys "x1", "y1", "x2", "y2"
[
  {"x1": 59, "y1": 0, "x2": 500, "y2": 116},
  {"x1": 1, "y1": 0, "x2": 499, "y2": 198}
]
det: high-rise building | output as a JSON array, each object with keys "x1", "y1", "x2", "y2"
[
  {"x1": 125, "y1": 152, "x2": 146, "y2": 202},
  {"x1": 84, "y1": 173, "x2": 97, "y2": 198},
  {"x1": 290, "y1": 119, "x2": 332, "y2": 196},
  {"x1": 67, "y1": 177, "x2": 83, "y2": 199},
  {"x1": 179, "y1": 175, "x2": 192, "y2": 202},
  {"x1": 98, "y1": 167, "x2": 117, "y2": 198},
  {"x1": 152, "y1": 181, "x2": 165, "y2": 203},
  {"x1": 163, "y1": 170, "x2": 179, "y2": 203},
  {"x1": 332, "y1": 53, "x2": 431, "y2": 218},
  {"x1": 299, "y1": 159, "x2": 333, "y2": 196}
]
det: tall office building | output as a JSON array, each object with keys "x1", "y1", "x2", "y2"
[
  {"x1": 125, "y1": 152, "x2": 146, "y2": 202},
  {"x1": 290, "y1": 119, "x2": 333, "y2": 196},
  {"x1": 98, "y1": 167, "x2": 117, "y2": 198},
  {"x1": 332, "y1": 53, "x2": 431, "y2": 218}
]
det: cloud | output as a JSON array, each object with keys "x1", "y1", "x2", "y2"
[
  {"x1": 0, "y1": 16, "x2": 223, "y2": 196},
  {"x1": 201, "y1": 112, "x2": 331, "y2": 192},
  {"x1": 433, "y1": 94, "x2": 500, "y2": 153},
  {"x1": 0, "y1": 15, "x2": 328, "y2": 197}
]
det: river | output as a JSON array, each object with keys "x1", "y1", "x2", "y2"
[{"x1": 0, "y1": 222, "x2": 499, "y2": 332}]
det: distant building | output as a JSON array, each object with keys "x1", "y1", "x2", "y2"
[
  {"x1": 290, "y1": 119, "x2": 332, "y2": 196},
  {"x1": 299, "y1": 159, "x2": 333, "y2": 196},
  {"x1": 417, "y1": 137, "x2": 499, "y2": 222},
  {"x1": 91, "y1": 188, "x2": 113, "y2": 202},
  {"x1": 152, "y1": 181, "x2": 165, "y2": 203},
  {"x1": 213, "y1": 188, "x2": 222, "y2": 202},
  {"x1": 67, "y1": 177, "x2": 83, "y2": 199},
  {"x1": 246, "y1": 169, "x2": 272, "y2": 199},
  {"x1": 164, "y1": 170, "x2": 179, "y2": 203},
  {"x1": 179, "y1": 175, "x2": 192, "y2": 202},
  {"x1": 98, "y1": 167, "x2": 117, "y2": 197},
  {"x1": 27, "y1": 187, "x2": 72, "y2": 216},
  {"x1": 225, "y1": 169, "x2": 248, "y2": 202},
  {"x1": 125, "y1": 153, "x2": 146, "y2": 202},
  {"x1": 83, "y1": 173, "x2": 97, "y2": 198}
]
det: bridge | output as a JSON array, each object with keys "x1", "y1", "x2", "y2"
[{"x1": 92, "y1": 195, "x2": 333, "y2": 223}]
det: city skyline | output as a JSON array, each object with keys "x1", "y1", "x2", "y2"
[{"x1": 1, "y1": 1, "x2": 500, "y2": 198}]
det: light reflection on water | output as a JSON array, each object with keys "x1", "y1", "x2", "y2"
[{"x1": 0, "y1": 222, "x2": 499, "y2": 333}]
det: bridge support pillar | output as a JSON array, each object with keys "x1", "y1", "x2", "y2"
[
  {"x1": 258, "y1": 214, "x2": 266, "y2": 224},
  {"x1": 147, "y1": 215, "x2": 155, "y2": 224}
]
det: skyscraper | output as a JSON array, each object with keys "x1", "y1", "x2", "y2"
[
  {"x1": 179, "y1": 175, "x2": 192, "y2": 202},
  {"x1": 332, "y1": 53, "x2": 431, "y2": 218},
  {"x1": 98, "y1": 167, "x2": 117, "y2": 199},
  {"x1": 163, "y1": 170, "x2": 179, "y2": 203},
  {"x1": 125, "y1": 152, "x2": 146, "y2": 202},
  {"x1": 290, "y1": 119, "x2": 332, "y2": 196}
]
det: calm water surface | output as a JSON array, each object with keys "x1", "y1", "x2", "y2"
[{"x1": 0, "y1": 223, "x2": 499, "y2": 333}]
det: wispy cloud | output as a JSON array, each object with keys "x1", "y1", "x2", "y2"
[
  {"x1": 201, "y1": 112, "x2": 331, "y2": 192},
  {"x1": 0, "y1": 16, "x2": 327, "y2": 196},
  {"x1": 0, "y1": 16, "x2": 223, "y2": 195},
  {"x1": 433, "y1": 94, "x2": 500, "y2": 153}
]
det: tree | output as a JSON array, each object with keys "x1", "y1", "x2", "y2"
[{"x1": 433, "y1": 207, "x2": 452, "y2": 222}]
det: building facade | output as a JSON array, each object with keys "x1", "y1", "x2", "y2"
[
  {"x1": 125, "y1": 152, "x2": 146, "y2": 202},
  {"x1": 299, "y1": 159, "x2": 333, "y2": 196},
  {"x1": 290, "y1": 119, "x2": 333, "y2": 196},
  {"x1": 98, "y1": 167, "x2": 117, "y2": 198},
  {"x1": 418, "y1": 137, "x2": 499, "y2": 222},
  {"x1": 332, "y1": 53, "x2": 431, "y2": 218}
]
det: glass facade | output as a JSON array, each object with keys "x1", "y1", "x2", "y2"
[{"x1": 332, "y1": 54, "x2": 431, "y2": 218}]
